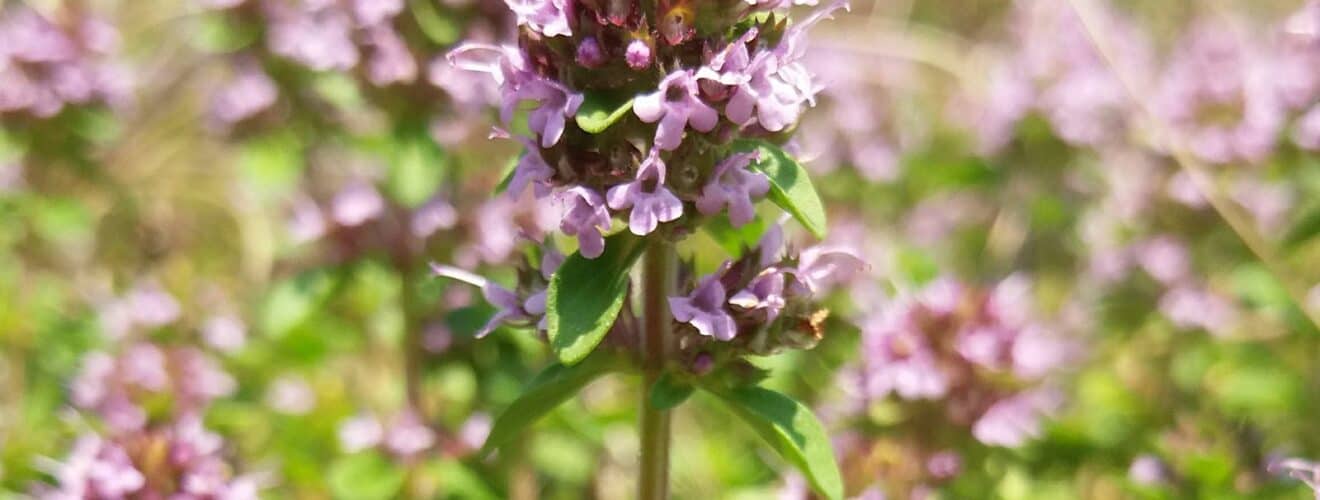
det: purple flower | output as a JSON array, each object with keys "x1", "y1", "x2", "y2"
[
  {"x1": 209, "y1": 64, "x2": 277, "y2": 128},
  {"x1": 430, "y1": 264, "x2": 535, "y2": 337},
  {"x1": 517, "y1": 79, "x2": 584, "y2": 147},
  {"x1": 696, "y1": 151, "x2": 769, "y2": 227},
  {"x1": 505, "y1": 136, "x2": 555, "y2": 198},
  {"x1": 267, "y1": 7, "x2": 359, "y2": 71},
  {"x1": 724, "y1": 1, "x2": 847, "y2": 131},
  {"x1": 364, "y1": 25, "x2": 417, "y2": 86},
  {"x1": 384, "y1": 411, "x2": 436, "y2": 457},
  {"x1": 670, "y1": 268, "x2": 738, "y2": 340},
  {"x1": 626, "y1": 39, "x2": 653, "y2": 70},
  {"x1": 505, "y1": 0, "x2": 572, "y2": 38},
  {"x1": 353, "y1": 0, "x2": 404, "y2": 27},
  {"x1": 634, "y1": 70, "x2": 720, "y2": 150},
  {"x1": 264, "y1": 375, "x2": 316, "y2": 415},
  {"x1": 339, "y1": 413, "x2": 384, "y2": 452},
  {"x1": 606, "y1": 149, "x2": 683, "y2": 235},
  {"x1": 791, "y1": 245, "x2": 865, "y2": 295},
  {"x1": 972, "y1": 390, "x2": 1060, "y2": 447},
  {"x1": 558, "y1": 186, "x2": 612, "y2": 258},
  {"x1": 1159, "y1": 285, "x2": 1238, "y2": 335},
  {"x1": 728, "y1": 269, "x2": 787, "y2": 322},
  {"x1": 411, "y1": 196, "x2": 458, "y2": 238},
  {"x1": 331, "y1": 181, "x2": 385, "y2": 227},
  {"x1": 860, "y1": 307, "x2": 949, "y2": 399},
  {"x1": 202, "y1": 314, "x2": 247, "y2": 353},
  {"x1": 1129, "y1": 455, "x2": 1171, "y2": 486},
  {"x1": 1272, "y1": 458, "x2": 1320, "y2": 496},
  {"x1": 577, "y1": 37, "x2": 606, "y2": 68}
]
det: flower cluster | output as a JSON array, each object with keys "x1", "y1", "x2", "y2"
[
  {"x1": 37, "y1": 345, "x2": 253, "y2": 498},
  {"x1": 449, "y1": 0, "x2": 848, "y2": 259},
  {"x1": 35, "y1": 417, "x2": 260, "y2": 499},
  {"x1": 70, "y1": 343, "x2": 236, "y2": 435},
  {"x1": 199, "y1": 0, "x2": 510, "y2": 141},
  {"x1": 0, "y1": 5, "x2": 131, "y2": 118},
  {"x1": 669, "y1": 225, "x2": 861, "y2": 360},
  {"x1": 847, "y1": 276, "x2": 1071, "y2": 444}
]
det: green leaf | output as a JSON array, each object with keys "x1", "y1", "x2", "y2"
[
  {"x1": 574, "y1": 93, "x2": 635, "y2": 134},
  {"x1": 734, "y1": 140, "x2": 828, "y2": 239},
  {"x1": 547, "y1": 232, "x2": 646, "y2": 365},
  {"x1": 493, "y1": 155, "x2": 520, "y2": 195},
  {"x1": 328, "y1": 452, "x2": 406, "y2": 500},
  {"x1": 411, "y1": 0, "x2": 462, "y2": 45},
  {"x1": 386, "y1": 132, "x2": 447, "y2": 208},
  {"x1": 1281, "y1": 202, "x2": 1320, "y2": 249},
  {"x1": 707, "y1": 385, "x2": 844, "y2": 500},
  {"x1": 703, "y1": 213, "x2": 768, "y2": 257},
  {"x1": 260, "y1": 268, "x2": 338, "y2": 338},
  {"x1": 482, "y1": 354, "x2": 617, "y2": 454},
  {"x1": 420, "y1": 459, "x2": 500, "y2": 500},
  {"x1": 649, "y1": 373, "x2": 695, "y2": 411}
]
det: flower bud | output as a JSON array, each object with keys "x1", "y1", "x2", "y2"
[
  {"x1": 576, "y1": 36, "x2": 606, "y2": 68},
  {"x1": 625, "y1": 39, "x2": 652, "y2": 69}
]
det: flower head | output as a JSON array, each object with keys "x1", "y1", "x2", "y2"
[
  {"x1": 671, "y1": 267, "x2": 738, "y2": 341},
  {"x1": 634, "y1": 70, "x2": 720, "y2": 150},
  {"x1": 558, "y1": 186, "x2": 612, "y2": 258},
  {"x1": 606, "y1": 149, "x2": 683, "y2": 235},
  {"x1": 696, "y1": 151, "x2": 769, "y2": 226}
]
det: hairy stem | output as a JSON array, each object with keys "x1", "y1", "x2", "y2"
[{"x1": 639, "y1": 240, "x2": 675, "y2": 500}]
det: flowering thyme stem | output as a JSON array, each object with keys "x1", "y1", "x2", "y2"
[{"x1": 639, "y1": 240, "x2": 675, "y2": 500}]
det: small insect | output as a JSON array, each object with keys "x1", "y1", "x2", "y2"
[{"x1": 658, "y1": 0, "x2": 697, "y2": 45}]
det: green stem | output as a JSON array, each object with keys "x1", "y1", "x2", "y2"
[{"x1": 639, "y1": 241, "x2": 675, "y2": 500}]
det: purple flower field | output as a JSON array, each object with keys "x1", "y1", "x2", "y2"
[{"x1": 2, "y1": 0, "x2": 1320, "y2": 498}]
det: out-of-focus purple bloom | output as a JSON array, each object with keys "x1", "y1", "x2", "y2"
[
  {"x1": 670, "y1": 268, "x2": 738, "y2": 341},
  {"x1": 384, "y1": 411, "x2": 436, "y2": 457},
  {"x1": 577, "y1": 37, "x2": 606, "y2": 68},
  {"x1": 364, "y1": 25, "x2": 417, "y2": 86},
  {"x1": 202, "y1": 314, "x2": 248, "y2": 354},
  {"x1": 972, "y1": 390, "x2": 1060, "y2": 447},
  {"x1": 126, "y1": 281, "x2": 182, "y2": 329},
  {"x1": 1135, "y1": 236, "x2": 1190, "y2": 285},
  {"x1": 331, "y1": 181, "x2": 385, "y2": 227},
  {"x1": 411, "y1": 196, "x2": 459, "y2": 238},
  {"x1": 625, "y1": 39, "x2": 653, "y2": 70},
  {"x1": 696, "y1": 151, "x2": 768, "y2": 227},
  {"x1": 860, "y1": 306, "x2": 950, "y2": 399},
  {"x1": 927, "y1": 451, "x2": 962, "y2": 480},
  {"x1": 792, "y1": 245, "x2": 864, "y2": 296},
  {"x1": 267, "y1": 7, "x2": 360, "y2": 71},
  {"x1": 209, "y1": 64, "x2": 277, "y2": 128},
  {"x1": 505, "y1": 136, "x2": 556, "y2": 199},
  {"x1": 265, "y1": 375, "x2": 316, "y2": 415},
  {"x1": 288, "y1": 196, "x2": 328, "y2": 243},
  {"x1": 353, "y1": 0, "x2": 404, "y2": 26},
  {"x1": 1154, "y1": 21, "x2": 1284, "y2": 165},
  {"x1": 634, "y1": 70, "x2": 719, "y2": 151},
  {"x1": 606, "y1": 149, "x2": 683, "y2": 235},
  {"x1": 431, "y1": 264, "x2": 535, "y2": 337},
  {"x1": 1159, "y1": 285, "x2": 1239, "y2": 335},
  {"x1": 339, "y1": 413, "x2": 385, "y2": 452},
  {"x1": 458, "y1": 413, "x2": 493, "y2": 450},
  {"x1": 1129, "y1": 454, "x2": 1171, "y2": 486},
  {"x1": 505, "y1": 0, "x2": 572, "y2": 38},
  {"x1": 1272, "y1": 457, "x2": 1320, "y2": 497},
  {"x1": 948, "y1": 60, "x2": 1033, "y2": 156},
  {"x1": 558, "y1": 186, "x2": 611, "y2": 259}
]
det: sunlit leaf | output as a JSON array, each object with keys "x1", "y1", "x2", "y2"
[
  {"x1": 575, "y1": 93, "x2": 634, "y2": 134},
  {"x1": 706, "y1": 385, "x2": 843, "y2": 500},
  {"x1": 547, "y1": 232, "x2": 645, "y2": 365},
  {"x1": 328, "y1": 452, "x2": 406, "y2": 500},
  {"x1": 703, "y1": 213, "x2": 768, "y2": 257},
  {"x1": 733, "y1": 140, "x2": 828, "y2": 239},
  {"x1": 482, "y1": 354, "x2": 617, "y2": 454}
]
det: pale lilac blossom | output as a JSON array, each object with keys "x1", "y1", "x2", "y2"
[
  {"x1": 606, "y1": 149, "x2": 683, "y2": 235},
  {"x1": 696, "y1": 151, "x2": 769, "y2": 227},
  {"x1": 558, "y1": 186, "x2": 612, "y2": 259},
  {"x1": 670, "y1": 267, "x2": 738, "y2": 341},
  {"x1": 634, "y1": 70, "x2": 719, "y2": 150}
]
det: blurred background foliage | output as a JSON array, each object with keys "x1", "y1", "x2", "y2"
[{"x1": 3, "y1": 0, "x2": 1320, "y2": 498}]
